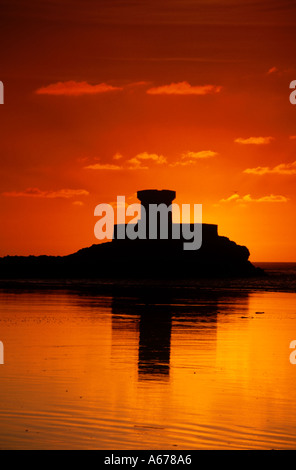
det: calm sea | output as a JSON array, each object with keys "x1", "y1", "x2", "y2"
[{"x1": 0, "y1": 262, "x2": 295, "y2": 449}]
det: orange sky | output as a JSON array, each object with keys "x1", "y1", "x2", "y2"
[{"x1": 0, "y1": 0, "x2": 296, "y2": 261}]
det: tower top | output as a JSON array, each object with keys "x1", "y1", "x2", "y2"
[{"x1": 137, "y1": 189, "x2": 176, "y2": 206}]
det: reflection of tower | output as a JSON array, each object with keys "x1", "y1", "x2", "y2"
[
  {"x1": 111, "y1": 296, "x2": 173, "y2": 381},
  {"x1": 110, "y1": 289, "x2": 223, "y2": 382},
  {"x1": 138, "y1": 309, "x2": 172, "y2": 378},
  {"x1": 137, "y1": 189, "x2": 176, "y2": 240},
  {"x1": 72, "y1": 290, "x2": 250, "y2": 386}
]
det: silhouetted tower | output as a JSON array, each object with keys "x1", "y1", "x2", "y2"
[{"x1": 137, "y1": 189, "x2": 176, "y2": 240}]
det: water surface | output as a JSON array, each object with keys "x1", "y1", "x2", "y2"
[{"x1": 0, "y1": 272, "x2": 296, "y2": 449}]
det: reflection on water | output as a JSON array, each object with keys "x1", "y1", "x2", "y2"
[
  {"x1": 112, "y1": 304, "x2": 172, "y2": 380},
  {"x1": 111, "y1": 293, "x2": 222, "y2": 381},
  {"x1": 138, "y1": 311, "x2": 171, "y2": 379},
  {"x1": 0, "y1": 286, "x2": 296, "y2": 449}
]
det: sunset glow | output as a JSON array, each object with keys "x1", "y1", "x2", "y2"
[{"x1": 0, "y1": 1, "x2": 296, "y2": 261}]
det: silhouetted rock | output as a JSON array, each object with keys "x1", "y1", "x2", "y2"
[{"x1": 0, "y1": 189, "x2": 264, "y2": 279}]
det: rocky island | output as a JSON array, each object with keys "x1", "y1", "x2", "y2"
[{"x1": 0, "y1": 189, "x2": 264, "y2": 280}]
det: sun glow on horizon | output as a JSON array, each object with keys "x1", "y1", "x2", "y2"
[{"x1": 0, "y1": 1, "x2": 296, "y2": 261}]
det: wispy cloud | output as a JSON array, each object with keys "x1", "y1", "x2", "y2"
[
  {"x1": 73, "y1": 201, "x2": 85, "y2": 206},
  {"x1": 244, "y1": 161, "x2": 296, "y2": 175},
  {"x1": 266, "y1": 66, "x2": 291, "y2": 76},
  {"x1": 146, "y1": 81, "x2": 222, "y2": 96},
  {"x1": 108, "y1": 200, "x2": 129, "y2": 210},
  {"x1": 267, "y1": 66, "x2": 278, "y2": 75},
  {"x1": 84, "y1": 152, "x2": 167, "y2": 171},
  {"x1": 84, "y1": 163, "x2": 122, "y2": 170},
  {"x1": 182, "y1": 150, "x2": 217, "y2": 159},
  {"x1": 3, "y1": 188, "x2": 89, "y2": 198},
  {"x1": 220, "y1": 193, "x2": 289, "y2": 203},
  {"x1": 112, "y1": 152, "x2": 124, "y2": 160},
  {"x1": 171, "y1": 150, "x2": 218, "y2": 166},
  {"x1": 86, "y1": 150, "x2": 217, "y2": 171},
  {"x1": 235, "y1": 136, "x2": 274, "y2": 145},
  {"x1": 36, "y1": 80, "x2": 223, "y2": 98},
  {"x1": 220, "y1": 194, "x2": 241, "y2": 203},
  {"x1": 127, "y1": 152, "x2": 167, "y2": 170},
  {"x1": 36, "y1": 81, "x2": 123, "y2": 96}
]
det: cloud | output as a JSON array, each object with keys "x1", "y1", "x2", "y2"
[
  {"x1": 3, "y1": 188, "x2": 89, "y2": 198},
  {"x1": 73, "y1": 201, "x2": 85, "y2": 206},
  {"x1": 146, "y1": 81, "x2": 222, "y2": 96},
  {"x1": 252, "y1": 194, "x2": 289, "y2": 203},
  {"x1": 127, "y1": 152, "x2": 167, "y2": 170},
  {"x1": 266, "y1": 66, "x2": 291, "y2": 77},
  {"x1": 182, "y1": 150, "x2": 218, "y2": 159},
  {"x1": 84, "y1": 162, "x2": 122, "y2": 170},
  {"x1": 109, "y1": 200, "x2": 129, "y2": 210},
  {"x1": 235, "y1": 136, "x2": 274, "y2": 145},
  {"x1": 220, "y1": 193, "x2": 289, "y2": 203},
  {"x1": 125, "y1": 81, "x2": 151, "y2": 89},
  {"x1": 267, "y1": 66, "x2": 278, "y2": 75},
  {"x1": 220, "y1": 194, "x2": 240, "y2": 203},
  {"x1": 113, "y1": 152, "x2": 123, "y2": 160},
  {"x1": 171, "y1": 149, "x2": 218, "y2": 166},
  {"x1": 84, "y1": 152, "x2": 167, "y2": 171},
  {"x1": 36, "y1": 81, "x2": 123, "y2": 96},
  {"x1": 244, "y1": 161, "x2": 296, "y2": 175}
]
